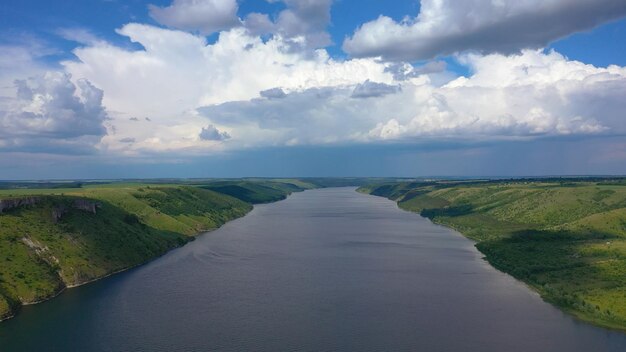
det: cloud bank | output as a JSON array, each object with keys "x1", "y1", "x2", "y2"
[{"x1": 199, "y1": 50, "x2": 624, "y2": 147}]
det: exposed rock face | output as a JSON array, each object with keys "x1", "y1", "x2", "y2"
[
  {"x1": 73, "y1": 199, "x2": 99, "y2": 214},
  {"x1": 0, "y1": 197, "x2": 41, "y2": 213},
  {"x1": 52, "y1": 205, "x2": 68, "y2": 223},
  {"x1": 0, "y1": 196, "x2": 99, "y2": 222},
  {"x1": 52, "y1": 199, "x2": 100, "y2": 222},
  {"x1": 21, "y1": 236, "x2": 60, "y2": 267}
]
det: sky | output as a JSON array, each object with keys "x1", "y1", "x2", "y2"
[{"x1": 0, "y1": 0, "x2": 625, "y2": 179}]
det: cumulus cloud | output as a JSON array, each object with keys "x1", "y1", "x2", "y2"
[
  {"x1": 351, "y1": 80, "x2": 401, "y2": 98},
  {"x1": 58, "y1": 22, "x2": 625, "y2": 155},
  {"x1": 0, "y1": 72, "x2": 108, "y2": 152},
  {"x1": 343, "y1": 0, "x2": 626, "y2": 61},
  {"x1": 244, "y1": 0, "x2": 333, "y2": 50},
  {"x1": 199, "y1": 124, "x2": 231, "y2": 141},
  {"x1": 385, "y1": 61, "x2": 447, "y2": 81},
  {"x1": 243, "y1": 13, "x2": 275, "y2": 36},
  {"x1": 198, "y1": 50, "x2": 625, "y2": 147},
  {"x1": 149, "y1": 0, "x2": 241, "y2": 34},
  {"x1": 366, "y1": 50, "x2": 625, "y2": 139},
  {"x1": 148, "y1": 0, "x2": 333, "y2": 51},
  {"x1": 66, "y1": 24, "x2": 390, "y2": 109},
  {"x1": 63, "y1": 24, "x2": 391, "y2": 153}
]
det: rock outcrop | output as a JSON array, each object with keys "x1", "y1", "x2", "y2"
[
  {"x1": 51, "y1": 199, "x2": 100, "y2": 222},
  {"x1": 73, "y1": 199, "x2": 99, "y2": 214},
  {"x1": 52, "y1": 205, "x2": 68, "y2": 223},
  {"x1": 0, "y1": 196, "x2": 99, "y2": 222},
  {"x1": 0, "y1": 197, "x2": 41, "y2": 213}
]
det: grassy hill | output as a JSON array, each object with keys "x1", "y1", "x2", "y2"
[
  {"x1": 0, "y1": 179, "x2": 318, "y2": 321},
  {"x1": 359, "y1": 178, "x2": 626, "y2": 330},
  {"x1": 198, "y1": 180, "x2": 312, "y2": 204}
]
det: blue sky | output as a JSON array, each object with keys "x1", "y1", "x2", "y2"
[
  {"x1": 3, "y1": 1, "x2": 625, "y2": 68},
  {"x1": 1, "y1": 0, "x2": 625, "y2": 179}
]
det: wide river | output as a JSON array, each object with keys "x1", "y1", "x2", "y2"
[{"x1": 1, "y1": 188, "x2": 625, "y2": 351}]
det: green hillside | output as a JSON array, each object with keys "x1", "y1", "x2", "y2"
[
  {"x1": 0, "y1": 180, "x2": 313, "y2": 321},
  {"x1": 198, "y1": 180, "x2": 310, "y2": 204},
  {"x1": 359, "y1": 179, "x2": 626, "y2": 330}
]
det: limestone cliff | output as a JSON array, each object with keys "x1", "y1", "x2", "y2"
[{"x1": 0, "y1": 197, "x2": 41, "y2": 213}]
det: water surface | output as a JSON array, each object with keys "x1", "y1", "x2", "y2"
[{"x1": 1, "y1": 188, "x2": 625, "y2": 351}]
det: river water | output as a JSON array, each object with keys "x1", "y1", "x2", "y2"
[{"x1": 1, "y1": 187, "x2": 625, "y2": 351}]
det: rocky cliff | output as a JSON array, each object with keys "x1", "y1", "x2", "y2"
[{"x1": 0, "y1": 197, "x2": 41, "y2": 213}]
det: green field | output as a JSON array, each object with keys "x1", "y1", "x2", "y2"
[
  {"x1": 359, "y1": 178, "x2": 626, "y2": 331},
  {"x1": 0, "y1": 179, "x2": 324, "y2": 321}
]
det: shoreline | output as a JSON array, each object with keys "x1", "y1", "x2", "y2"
[
  {"x1": 0, "y1": 206, "x2": 257, "y2": 323},
  {"x1": 387, "y1": 195, "x2": 626, "y2": 334},
  {"x1": 1, "y1": 183, "x2": 312, "y2": 323}
]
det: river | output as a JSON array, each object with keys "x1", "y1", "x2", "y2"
[{"x1": 1, "y1": 187, "x2": 625, "y2": 351}]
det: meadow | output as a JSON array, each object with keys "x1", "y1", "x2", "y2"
[{"x1": 359, "y1": 178, "x2": 626, "y2": 330}]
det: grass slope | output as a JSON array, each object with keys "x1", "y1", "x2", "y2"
[
  {"x1": 198, "y1": 180, "x2": 308, "y2": 204},
  {"x1": 0, "y1": 185, "x2": 254, "y2": 320},
  {"x1": 359, "y1": 179, "x2": 626, "y2": 331}
]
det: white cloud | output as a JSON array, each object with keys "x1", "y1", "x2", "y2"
[
  {"x1": 149, "y1": 0, "x2": 241, "y2": 34},
  {"x1": 244, "y1": 0, "x2": 334, "y2": 50},
  {"x1": 199, "y1": 124, "x2": 231, "y2": 141},
  {"x1": 385, "y1": 61, "x2": 447, "y2": 81},
  {"x1": 148, "y1": 0, "x2": 334, "y2": 51},
  {"x1": 243, "y1": 13, "x2": 275, "y2": 36},
  {"x1": 14, "y1": 23, "x2": 622, "y2": 158},
  {"x1": 368, "y1": 50, "x2": 625, "y2": 139},
  {"x1": 343, "y1": 0, "x2": 626, "y2": 61},
  {"x1": 62, "y1": 24, "x2": 391, "y2": 154},
  {"x1": 0, "y1": 72, "x2": 108, "y2": 153},
  {"x1": 198, "y1": 50, "x2": 625, "y2": 146}
]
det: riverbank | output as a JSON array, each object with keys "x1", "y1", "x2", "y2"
[
  {"x1": 4, "y1": 187, "x2": 625, "y2": 351},
  {"x1": 0, "y1": 179, "x2": 327, "y2": 321},
  {"x1": 358, "y1": 178, "x2": 626, "y2": 331}
]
